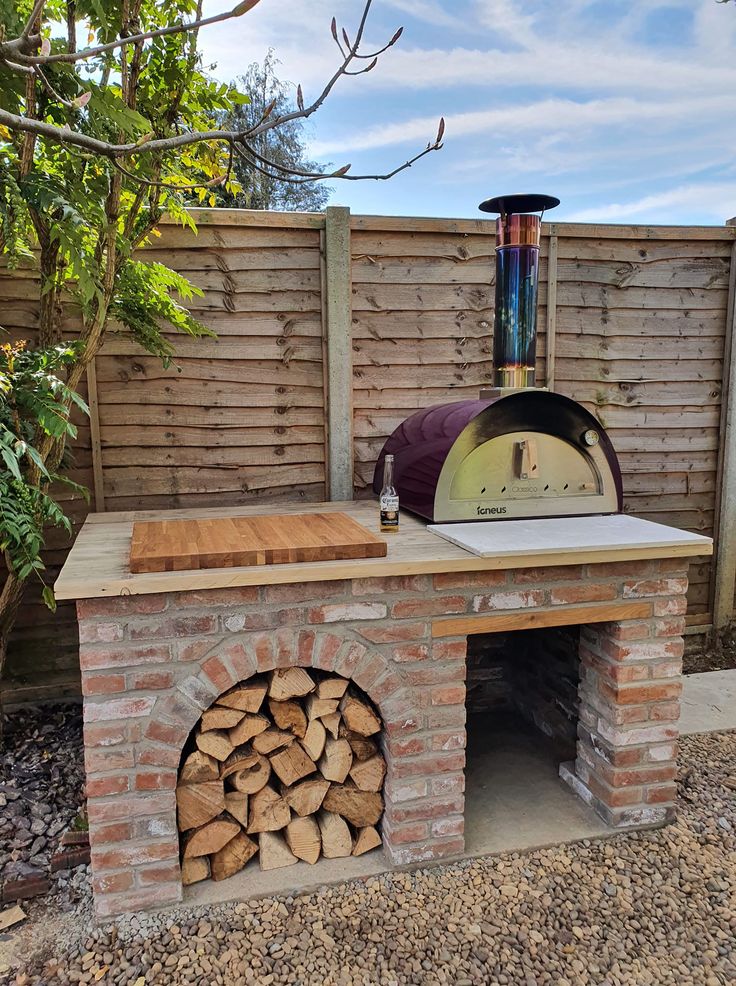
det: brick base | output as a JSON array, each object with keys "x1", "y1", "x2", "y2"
[{"x1": 77, "y1": 559, "x2": 687, "y2": 918}]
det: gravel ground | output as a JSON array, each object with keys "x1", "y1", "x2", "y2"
[
  {"x1": 0, "y1": 705, "x2": 85, "y2": 886},
  {"x1": 0, "y1": 729, "x2": 732, "y2": 986}
]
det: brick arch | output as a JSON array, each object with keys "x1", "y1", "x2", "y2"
[{"x1": 147, "y1": 628, "x2": 421, "y2": 754}]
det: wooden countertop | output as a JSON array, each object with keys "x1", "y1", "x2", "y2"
[{"x1": 54, "y1": 501, "x2": 712, "y2": 601}]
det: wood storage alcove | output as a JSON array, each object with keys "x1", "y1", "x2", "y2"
[{"x1": 176, "y1": 666, "x2": 386, "y2": 885}]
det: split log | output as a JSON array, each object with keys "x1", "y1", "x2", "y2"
[
  {"x1": 340, "y1": 725, "x2": 379, "y2": 762},
  {"x1": 322, "y1": 785, "x2": 384, "y2": 827},
  {"x1": 305, "y1": 694, "x2": 339, "y2": 721},
  {"x1": 224, "y1": 791, "x2": 248, "y2": 826},
  {"x1": 318, "y1": 811, "x2": 352, "y2": 859},
  {"x1": 247, "y1": 785, "x2": 291, "y2": 833},
  {"x1": 349, "y1": 754, "x2": 387, "y2": 793},
  {"x1": 200, "y1": 706, "x2": 245, "y2": 732},
  {"x1": 268, "y1": 667, "x2": 315, "y2": 701},
  {"x1": 319, "y1": 737, "x2": 353, "y2": 783},
  {"x1": 352, "y1": 826, "x2": 382, "y2": 857},
  {"x1": 176, "y1": 780, "x2": 224, "y2": 831},
  {"x1": 222, "y1": 750, "x2": 271, "y2": 794},
  {"x1": 211, "y1": 832, "x2": 258, "y2": 881},
  {"x1": 181, "y1": 856, "x2": 210, "y2": 886},
  {"x1": 217, "y1": 683, "x2": 268, "y2": 714},
  {"x1": 283, "y1": 778, "x2": 330, "y2": 817},
  {"x1": 317, "y1": 677, "x2": 350, "y2": 700},
  {"x1": 269, "y1": 743, "x2": 317, "y2": 786},
  {"x1": 229, "y1": 713, "x2": 269, "y2": 746},
  {"x1": 259, "y1": 830, "x2": 298, "y2": 870},
  {"x1": 301, "y1": 719, "x2": 326, "y2": 762},
  {"x1": 321, "y1": 712, "x2": 341, "y2": 739},
  {"x1": 180, "y1": 751, "x2": 219, "y2": 784},
  {"x1": 196, "y1": 729, "x2": 235, "y2": 763},
  {"x1": 183, "y1": 818, "x2": 240, "y2": 858},
  {"x1": 285, "y1": 815, "x2": 321, "y2": 865},
  {"x1": 340, "y1": 694, "x2": 381, "y2": 737},
  {"x1": 252, "y1": 728, "x2": 296, "y2": 755},
  {"x1": 268, "y1": 698, "x2": 307, "y2": 738}
]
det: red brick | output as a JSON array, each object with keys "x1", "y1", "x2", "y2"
[
  {"x1": 430, "y1": 775, "x2": 465, "y2": 796},
  {"x1": 225, "y1": 642, "x2": 257, "y2": 679},
  {"x1": 175, "y1": 640, "x2": 214, "y2": 664},
  {"x1": 386, "y1": 821, "x2": 429, "y2": 844},
  {"x1": 585, "y1": 773, "x2": 643, "y2": 807},
  {"x1": 95, "y1": 885, "x2": 181, "y2": 918},
  {"x1": 78, "y1": 595, "x2": 168, "y2": 619},
  {"x1": 405, "y1": 665, "x2": 465, "y2": 687},
  {"x1": 611, "y1": 764, "x2": 676, "y2": 788},
  {"x1": 92, "y1": 841, "x2": 178, "y2": 870},
  {"x1": 472, "y1": 589, "x2": 546, "y2": 612},
  {"x1": 89, "y1": 821, "x2": 133, "y2": 844},
  {"x1": 359, "y1": 622, "x2": 428, "y2": 644},
  {"x1": 87, "y1": 774, "x2": 130, "y2": 798},
  {"x1": 137, "y1": 862, "x2": 182, "y2": 886},
  {"x1": 623, "y1": 578, "x2": 688, "y2": 599},
  {"x1": 600, "y1": 637, "x2": 684, "y2": 663},
  {"x1": 85, "y1": 696, "x2": 155, "y2": 723},
  {"x1": 390, "y1": 797, "x2": 464, "y2": 823},
  {"x1": 145, "y1": 719, "x2": 187, "y2": 747},
  {"x1": 93, "y1": 871, "x2": 135, "y2": 894},
  {"x1": 653, "y1": 617, "x2": 686, "y2": 637},
  {"x1": 433, "y1": 571, "x2": 506, "y2": 589},
  {"x1": 309, "y1": 602, "x2": 387, "y2": 624},
  {"x1": 352, "y1": 653, "x2": 390, "y2": 692},
  {"x1": 653, "y1": 596, "x2": 688, "y2": 616},
  {"x1": 138, "y1": 744, "x2": 181, "y2": 768},
  {"x1": 297, "y1": 630, "x2": 316, "y2": 666},
  {"x1": 604, "y1": 681, "x2": 682, "y2": 705},
  {"x1": 81, "y1": 644, "x2": 172, "y2": 671},
  {"x1": 587, "y1": 561, "x2": 653, "y2": 578},
  {"x1": 656, "y1": 558, "x2": 690, "y2": 573},
  {"x1": 84, "y1": 723, "x2": 128, "y2": 748},
  {"x1": 264, "y1": 580, "x2": 348, "y2": 603},
  {"x1": 78, "y1": 622, "x2": 125, "y2": 644},
  {"x1": 82, "y1": 674, "x2": 126, "y2": 696},
  {"x1": 370, "y1": 671, "x2": 402, "y2": 704},
  {"x1": 431, "y1": 817, "x2": 464, "y2": 838},
  {"x1": 129, "y1": 615, "x2": 217, "y2": 641},
  {"x1": 353, "y1": 575, "x2": 431, "y2": 595},
  {"x1": 388, "y1": 778, "x2": 429, "y2": 803},
  {"x1": 645, "y1": 783, "x2": 677, "y2": 804},
  {"x1": 136, "y1": 770, "x2": 176, "y2": 792},
  {"x1": 314, "y1": 633, "x2": 342, "y2": 671},
  {"x1": 386, "y1": 735, "x2": 429, "y2": 757},
  {"x1": 425, "y1": 706, "x2": 466, "y2": 730},
  {"x1": 391, "y1": 752, "x2": 465, "y2": 778},
  {"x1": 87, "y1": 794, "x2": 173, "y2": 823},
  {"x1": 515, "y1": 565, "x2": 584, "y2": 583},
  {"x1": 335, "y1": 640, "x2": 369, "y2": 678},
  {"x1": 85, "y1": 747, "x2": 135, "y2": 773},
  {"x1": 431, "y1": 731, "x2": 466, "y2": 752},
  {"x1": 128, "y1": 670, "x2": 175, "y2": 691},
  {"x1": 550, "y1": 583, "x2": 617, "y2": 605},
  {"x1": 431, "y1": 685, "x2": 465, "y2": 706},
  {"x1": 648, "y1": 701, "x2": 680, "y2": 722},
  {"x1": 202, "y1": 655, "x2": 234, "y2": 693},
  {"x1": 391, "y1": 596, "x2": 466, "y2": 619},
  {"x1": 234, "y1": 608, "x2": 305, "y2": 632},
  {"x1": 175, "y1": 587, "x2": 260, "y2": 606},
  {"x1": 432, "y1": 640, "x2": 467, "y2": 661},
  {"x1": 597, "y1": 621, "x2": 651, "y2": 641},
  {"x1": 392, "y1": 643, "x2": 429, "y2": 663},
  {"x1": 650, "y1": 660, "x2": 682, "y2": 679}
]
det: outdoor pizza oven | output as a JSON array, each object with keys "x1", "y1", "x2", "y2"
[{"x1": 372, "y1": 194, "x2": 624, "y2": 523}]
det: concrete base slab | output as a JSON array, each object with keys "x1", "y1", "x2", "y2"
[
  {"x1": 464, "y1": 713, "x2": 613, "y2": 855},
  {"x1": 680, "y1": 670, "x2": 736, "y2": 735}
]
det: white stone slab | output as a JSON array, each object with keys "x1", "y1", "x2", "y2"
[{"x1": 428, "y1": 514, "x2": 712, "y2": 559}]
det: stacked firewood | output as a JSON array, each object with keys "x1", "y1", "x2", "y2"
[{"x1": 176, "y1": 667, "x2": 385, "y2": 884}]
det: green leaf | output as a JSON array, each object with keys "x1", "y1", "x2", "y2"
[{"x1": 42, "y1": 585, "x2": 57, "y2": 613}]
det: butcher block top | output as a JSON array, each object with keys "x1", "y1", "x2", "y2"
[
  {"x1": 55, "y1": 500, "x2": 712, "y2": 601},
  {"x1": 129, "y1": 512, "x2": 387, "y2": 574}
]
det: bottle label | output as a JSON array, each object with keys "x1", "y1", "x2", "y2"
[{"x1": 380, "y1": 494, "x2": 399, "y2": 529}]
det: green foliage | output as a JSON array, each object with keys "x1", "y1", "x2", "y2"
[{"x1": 0, "y1": 340, "x2": 89, "y2": 607}]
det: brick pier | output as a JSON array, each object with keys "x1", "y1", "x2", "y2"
[{"x1": 76, "y1": 558, "x2": 688, "y2": 919}]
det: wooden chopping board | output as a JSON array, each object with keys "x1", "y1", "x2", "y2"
[{"x1": 129, "y1": 512, "x2": 387, "y2": 574}]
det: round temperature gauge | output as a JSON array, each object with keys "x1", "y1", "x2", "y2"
[{"x1": 583, "y1": 429, "x2": 600, "y2": 447}]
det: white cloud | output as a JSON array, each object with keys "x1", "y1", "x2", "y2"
[{"x1": 566, "y1": 182, "x2": 736, "y2": 223}]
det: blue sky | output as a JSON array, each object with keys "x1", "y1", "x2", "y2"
[{"x1": 200, "y1": 0, "x2": 736, "y2": 224}]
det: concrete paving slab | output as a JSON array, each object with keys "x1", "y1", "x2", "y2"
[{"x1": 680, "y1": 670, "x2": 736, "y2": 735}]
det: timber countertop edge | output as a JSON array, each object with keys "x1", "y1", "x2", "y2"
[{"x1": 54, "y1": 501, "x2": 713, "y2": 601}]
